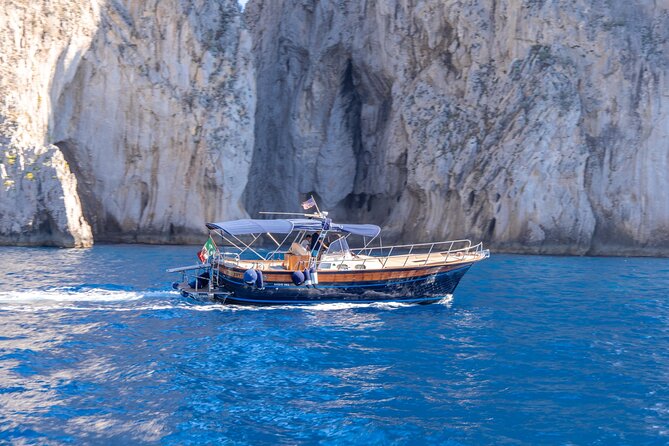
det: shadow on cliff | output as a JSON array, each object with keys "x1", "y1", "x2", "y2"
[{"x1": 243, "y1": 39, "x2": 401, "y2": 233}]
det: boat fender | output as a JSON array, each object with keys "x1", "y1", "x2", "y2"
[
  {"x1": 291, "y1": 270, "x2": 305, "y2": 286},
  {"x1": 303, "y1": 268, "x2": 312, "y2": 288},
  {"x1": 310, "y1": 267, "x2": 318, "y2": 286},
  {"x1": 243, "y1": 269, "x2": 258, "y2": 286},
  {"x1": 255, "y1": 269, "x2": 264, "y2": 290}
]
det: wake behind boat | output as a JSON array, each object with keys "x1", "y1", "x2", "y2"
[{"x1": 168, "y1": 199, "x2": 489, "y2": 305}]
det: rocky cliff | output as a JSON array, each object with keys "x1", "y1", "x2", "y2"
[
  {"x1": 0, "y1": 1, "x2": 97, "y2": 247},
  {"x1": 1, "y1": 0, "x2": 254, "y2": 246},
  {"x1": 2, "y1": 0, "x2": 668, "y2": 255},
  {"x1": 245, "y1": 0, "x2": 669, "y2": 255}
]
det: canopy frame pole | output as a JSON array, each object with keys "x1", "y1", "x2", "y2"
[
  {"x1": 216, "y1": 231, "x2": 244, "y2": 253},
  {"x1": 266, "y1": 231, "x2": 293, "y2": 260},
  {"x1": 359, "y1": 234, "x2": 380, "y2": 253},
  {"x1": 243, "y1": 233, "x2": 266, "y2": 260},
  {"x1": 266, "y1": 232, "x2": 281, "y2": 248},
  {"x1": 265, "y1": 221, "x2": 296, "y2": 261},
  {"x1": 221, "y1": 231, "x2": 266, "y2": 261}
]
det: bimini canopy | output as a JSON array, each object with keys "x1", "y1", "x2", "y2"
[{"x1": 206, "y1": 218, "x2": 381, "y2": 238}]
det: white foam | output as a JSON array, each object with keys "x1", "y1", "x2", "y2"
[
  {"x1": 220, "y1": 295, "x2": 455, "y2": 312},
  {"x1": 299, "y1": 301, "x2": 411, "y2": 311},
  {"x1": 0, "y1": 287, "x2": 453, "y2": 312},
  {"x1": 0, "y1": 287, "x2": 147, "y2": 303},
  {"x1": 436, "y1": 295, "x2": 454, "y2": 307}
]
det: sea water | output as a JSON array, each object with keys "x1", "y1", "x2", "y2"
[{"x1": 0, "y1": 245, "x2": 668, "y2": 445}]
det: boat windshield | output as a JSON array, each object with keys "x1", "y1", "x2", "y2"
[{"x1": 325, "y1": 237, "x2": 350, "y2": 256}]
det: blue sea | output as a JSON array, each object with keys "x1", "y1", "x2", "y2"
[{"x1": 0, "y1": 245, "x2": 668, "y2": 445}]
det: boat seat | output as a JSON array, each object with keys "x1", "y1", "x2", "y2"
[
  {"x1": 283, "y1": 252, "x2": 310, "y2": 271},
  {"x1": 289, "y1": 242, "x2": 309, "y2": 256}
]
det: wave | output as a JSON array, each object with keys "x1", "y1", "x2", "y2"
[
  {"x1": 0, "y1": 285, "x2": 452, "y2": 312},
  {"x1": 175, "y1": 295, "x2": 454, "y2": 312},
  {"x1": 0, "y1": 285, "x2": 170, "y2": 303}
]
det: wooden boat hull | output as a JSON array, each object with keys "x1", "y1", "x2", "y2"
[{"x1": 211, "y1": 263, "x2": 473, "y2": 305}]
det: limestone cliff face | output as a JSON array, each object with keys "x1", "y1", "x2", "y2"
[
  {"x1": 1, "y1": 0, "x2": 254, "y2": 245},
  {"x1": 246, "y1": 0, "x2": 669, "y2": 255},
  {"x1": 52, "y1": 0, "x2": 255, "y2": 243},
  {"x1": 3, "y1": 0, "x2": 668, "y2": 255},
  {"x1": 0, "y1": 1, "x2": 97, "y2": 247}
]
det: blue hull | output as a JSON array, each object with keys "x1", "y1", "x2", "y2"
[{"x1": 215, "y1": 264, "x2": 472, "y2": 305}]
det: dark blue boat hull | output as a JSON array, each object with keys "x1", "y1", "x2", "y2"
[{"x1": 214, "y1": 264, "x2": 472, "y2": 305}]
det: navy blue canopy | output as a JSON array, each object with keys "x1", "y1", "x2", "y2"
[
  {"x1": 337, "y1": 224, "x2": 382, "y2": 238},
  {"x1": 206, "y1": 218, "x2": 381, "y2": 238}
]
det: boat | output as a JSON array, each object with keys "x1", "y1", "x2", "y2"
[{"x1": 168, "y1": 202, "x2": 489, "y2": 305}]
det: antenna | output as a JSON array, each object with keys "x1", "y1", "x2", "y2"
[
  {"x1": 258, "y1": 211, "x2": 323, "y2": 218},
  {"x1": 258, "y1": 196, "x2": 328, "y2": 219}
]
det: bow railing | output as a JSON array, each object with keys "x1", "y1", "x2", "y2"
[{"x1": 318, "y1": 239, "x2": 489, "y2": 270}]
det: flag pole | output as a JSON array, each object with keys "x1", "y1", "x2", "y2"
[
  {"x1": 311, "y1": 195, "x2": 323, "y2": 218},
  {"x1": 309, "y1": 195, "x2": 326, "y2": 268}
]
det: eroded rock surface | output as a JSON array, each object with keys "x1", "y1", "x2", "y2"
[
  {"x1": 1, "y1": 0, "x2": 254, "y2": 245},
  {"x1": 0, "y1": 0, "x2": 97, "y2": 247},
  {"x1": 3, "y1": 0, "x2": 668, "y2": 255},
  {"x1": 245, "y1": 0, "x2": 669, "y2": 255}
]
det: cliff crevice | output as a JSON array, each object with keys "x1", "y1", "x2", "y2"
[
  {"x1": 245, "y1": 0, "x2": 669, "y2": 255},
  {"x1": 2, "y1": 0, "x2": 669, "y2": 256},
  {"x1": 1, "y1": 0, "x2": 255, "y2": 246}
]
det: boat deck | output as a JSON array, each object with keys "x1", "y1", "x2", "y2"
[{"x1": 223, "y1": 250, "x2": 488, "y2": 272}]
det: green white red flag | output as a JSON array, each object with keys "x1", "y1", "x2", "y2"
[{"x1": 197, "y1": 236, "x2": 217, "y2": 263}]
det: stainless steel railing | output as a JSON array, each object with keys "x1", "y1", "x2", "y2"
[
  {"x1": 320, "y1": 240, "x2": 487, "y2": 270},
  {"x1": 214, "y1": 240, "x2": 488, "y2": 271}
]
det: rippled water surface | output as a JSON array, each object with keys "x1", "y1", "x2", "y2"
[{"x1": 1, "y1": 245, "x2": 668, "y2": 445}]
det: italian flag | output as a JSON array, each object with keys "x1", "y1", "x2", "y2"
[{"x1": 197, "y1": 236, "x2": 217, "y2": 263}]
